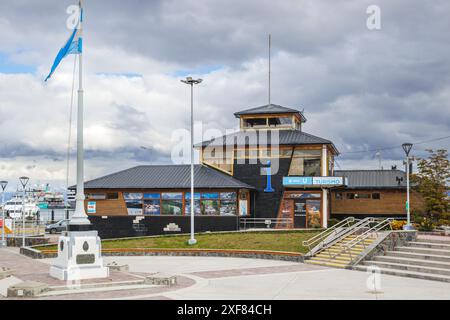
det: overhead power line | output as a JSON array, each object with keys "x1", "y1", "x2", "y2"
[{"x1": 340, "y1": 135, "x2": 450, "y2": 155}]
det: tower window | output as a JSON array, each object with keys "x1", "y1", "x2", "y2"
[
  {"x1": 243, "y1": 118, "x2": 267, "y2": 127},
  {"x1": 268, "y1": 117, "x2": 292, "y2": 127}
]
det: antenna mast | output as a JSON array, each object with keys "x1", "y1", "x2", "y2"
[{"x1": 268, "y1": 34, "x2": 271, "y2": 105}]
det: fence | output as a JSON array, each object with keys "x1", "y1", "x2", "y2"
[
  {"x1": 0, "y1": 219, "x2": 46, "y2": 238},
  {"x1": 240, "y1": 217, "x2": 294, "y2": 230}
]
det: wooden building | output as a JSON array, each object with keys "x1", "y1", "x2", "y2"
[
  {"x1": 330, "y1": 169, "x2": 424, "y2": 218},
  {"x1": 80, "y1": 104, "x2": 421, "y2": 238}
]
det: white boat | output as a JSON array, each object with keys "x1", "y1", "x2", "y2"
[{"x1": 2, "y1": 196, "x2": 40, "y2": 219}]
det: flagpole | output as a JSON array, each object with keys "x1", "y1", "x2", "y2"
[
  {"x1": 50, "y1": 0, "x2": 108, "y2": 281},
  {"x1": 69, "y1": 0, "x2": 90, "y2": 229}
]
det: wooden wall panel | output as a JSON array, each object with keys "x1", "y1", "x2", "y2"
[{"x1": 331, "y1": 189, "x2": 424, "y2": 215}]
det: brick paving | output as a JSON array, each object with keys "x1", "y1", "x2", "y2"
[
  {"x1": 0, "y1": 247, "x2": 194, "y2": 299},
  {"x1": 0, "y1": 248, "x2": 145, "y2": 286},
  {"x1": 2, "y1": 247, "x2": 450, "y2": 300}
]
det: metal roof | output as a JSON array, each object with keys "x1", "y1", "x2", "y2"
[
  {"x1": 334, "y1": 169, "x2": 407, "y2": 189},
  {"x1": 196, "y1": 129, "x2": 339, "y2": 154},
  {"x1": 234, "y1": 104, "x2": 307, "y2": 122},
  {"x1": 82, "y1": 165, "x2": 255, "y2": 190}
]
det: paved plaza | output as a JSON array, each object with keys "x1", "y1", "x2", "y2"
[{"x1": 1, "y1": 247, "x2": 449, "y2": 300}]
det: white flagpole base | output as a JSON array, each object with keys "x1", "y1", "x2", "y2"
[{"x1": 49, "y1": 230, "x2": 108, "y2": 281}]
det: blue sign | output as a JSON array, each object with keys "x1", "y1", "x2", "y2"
[
  {"x1": 283, "y1": 177, "x2": 313, "y2": 186},
  {"x1": 283, "y1": 176, "x2": 345, "y2": 187}
]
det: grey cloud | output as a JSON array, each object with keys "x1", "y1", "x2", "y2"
[{"x1": 0, "y1": 0, "x2": 449, "y2": 184}]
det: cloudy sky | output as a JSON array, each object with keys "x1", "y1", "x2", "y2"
[{"x1": 0, "y1": 0, "x2": 449, "y2": 191}]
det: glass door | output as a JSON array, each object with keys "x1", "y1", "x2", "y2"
[
  {"x1": 306, "y1": 199, "x2": 321, "y2": 228},
  {"x1": 293, "y1": 199, "x2": 307, "y2": 228}
]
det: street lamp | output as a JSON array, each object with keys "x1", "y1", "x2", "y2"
[
  {"x1": 0, "y1": 180, "x2": 7, "y2": 247},
  {"x1": 402, "y1": 143, "x2": 413, "y2": 230},
  {"x1": 19, "y1": 176, "x2": 29, "y2": 247},
  {"x1": 181, "y1": 76, "x2": 202, "y2": 245}
]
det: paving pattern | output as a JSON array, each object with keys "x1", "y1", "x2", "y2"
[{"x1": 2, "y1": 244, "x2": 450, "y2": 300}]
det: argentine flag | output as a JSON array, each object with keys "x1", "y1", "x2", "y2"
[{"x1": 45, "y1": 8, "x2": 83, "y2": 81}]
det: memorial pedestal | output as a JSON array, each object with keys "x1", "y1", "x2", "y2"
[{"x1": 49, "y1": 230, "x2": 109, "y2": 281}]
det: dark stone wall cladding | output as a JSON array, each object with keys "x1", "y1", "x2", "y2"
[
  {"x1": 233, "y1": 158, "x2": 291, "y2": 219},
  {"x1": 89, "y1": 215, "x2": 239, "y2": 239}
]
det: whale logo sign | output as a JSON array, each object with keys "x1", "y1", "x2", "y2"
[{"x1": 264, "y1": 161, "x2": 274, "y2": 193}]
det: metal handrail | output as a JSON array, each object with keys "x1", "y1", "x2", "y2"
[
  {"x1": 302, "y1": 217, "x2": 354, "y2": 254},
  {"x1": 329, "y1": 218, "x2": 393, "y2": 263},
  {"x1": 304, "y1": 217, "x2": 375, "y2": 258},
  {"x1": 240, "y1": 217, "x2": 293, "y2": 230},
  {"x1": 323, "y1": 217, "x2": 377, "y2": 259}
]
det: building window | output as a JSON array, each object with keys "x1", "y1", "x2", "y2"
[
  {"x1": 335, "y1": 192, "x2": 343, "y2": 200},
  {"x1": 220, "y1": 201, "x2": 237, "y2": 215},
  {"x1": 220, "y1": 192, "x2": 237, "y2": 216},
  {"x1": 372, "y1": 193, "x2": 381, "y2": 200},
  {"x1": 201, "y1": 192, "x2": 219, "y2": 199},
  {"x1": 220, "y1": 192, "x2": 236, "y2": 200},
  {"x1": 267, "y1": 116, "x2": 292, "y2": 127},
  {"x1": 243, "y1": 118, "x2": 267, "y2": 128},
  {"x1": 143, "y1": 193, "x2": 161, "y2": 215},
  {"x1": 346, "y1": 193, "x2": 371, "y2": 199},
  {"x1": 201, "y1": 192, "x2": 220, "y2": 215},
  {"x1": 87, "y1": 193, "x2": 106, "y2": 200},
  {"x1": 106, "y1": 193, "x2": 118, "y2": 200},
  {"x1": 161, "y1": 193, "x2": 182, "y2": 215},
  {"x1": 123, "y1": 193, "x2": 143, "y2": 215},
  {"x1": 185, "y1": 192, "x2": 201, "y2": 215},
  {"x1": 289, "y1": 149, "x2": 322, "y2": 176},
  {"x1": 201, "y1": 200, "x2": 219, "y2": 215}
]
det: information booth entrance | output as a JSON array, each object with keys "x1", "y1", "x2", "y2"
[{"x1": 281, "y1": 191, "x2": 322, "y2": 228}]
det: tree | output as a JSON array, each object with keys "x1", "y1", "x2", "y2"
[{"x1": 412, "y1": 149, "x2": 450, "y2": 221}]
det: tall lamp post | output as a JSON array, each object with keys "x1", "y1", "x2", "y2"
[
  {"x1": 181, "y1": 76, "x2": 202, "y2": 245},
  {"x1": 19, "y1": 176, "x2": 29, "y2": 247},
  {"x1": 402, "y1": 143, "x2": 413, "y2": 230},
  {"x1": 0, "y1": 180, "x2": 8, "y2": 247}
]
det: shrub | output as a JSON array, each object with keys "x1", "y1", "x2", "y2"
[
  {"x1": 417, "y1": 217, "x2": 435, "y2": 232},
  {"x1": 391, "y1": 220, "x2": 407, "y2": 230}
]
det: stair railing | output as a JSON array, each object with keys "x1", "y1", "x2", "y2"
[
  {"x1": 302, "y1": 217, "x2": 355, "y2": 257},
  {"x1": 329, "y1": 218, "x2": 393, "y2": 264},
  {"x1": 323, "y1": 217, "x2": 377, "y2": 259},
  {"x1": 304, "y1": 217, "x2": 377, "y2": 258}
]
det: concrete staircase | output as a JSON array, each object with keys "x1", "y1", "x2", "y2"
[
  {"x1": 306, "y1": 235, "x2": 376, "y2": 268},
  {"x1": 355, "y1": 238, "x2": 450, "y2": 282}
]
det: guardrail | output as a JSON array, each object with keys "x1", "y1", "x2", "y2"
[{"x1": 240, "y1": 217, "x2": 294, "y2": 230}]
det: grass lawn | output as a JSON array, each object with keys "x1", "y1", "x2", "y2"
[{"x1": 36, "y1": 230, "x2": 320, "y2": 254}]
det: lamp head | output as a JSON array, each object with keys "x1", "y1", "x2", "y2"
[
  {"x1": 19, "y1": 176, "x2": 29, "y2": 188},
  {"x1": 181, "y1": 77, "x2": 203, "y2": 85},
  {"x1": 402, "y1": 143, "x2": 413, "y2": 156},
  {"x1": 0, "y1": 180, "x2": 7, "y2": 191}
]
